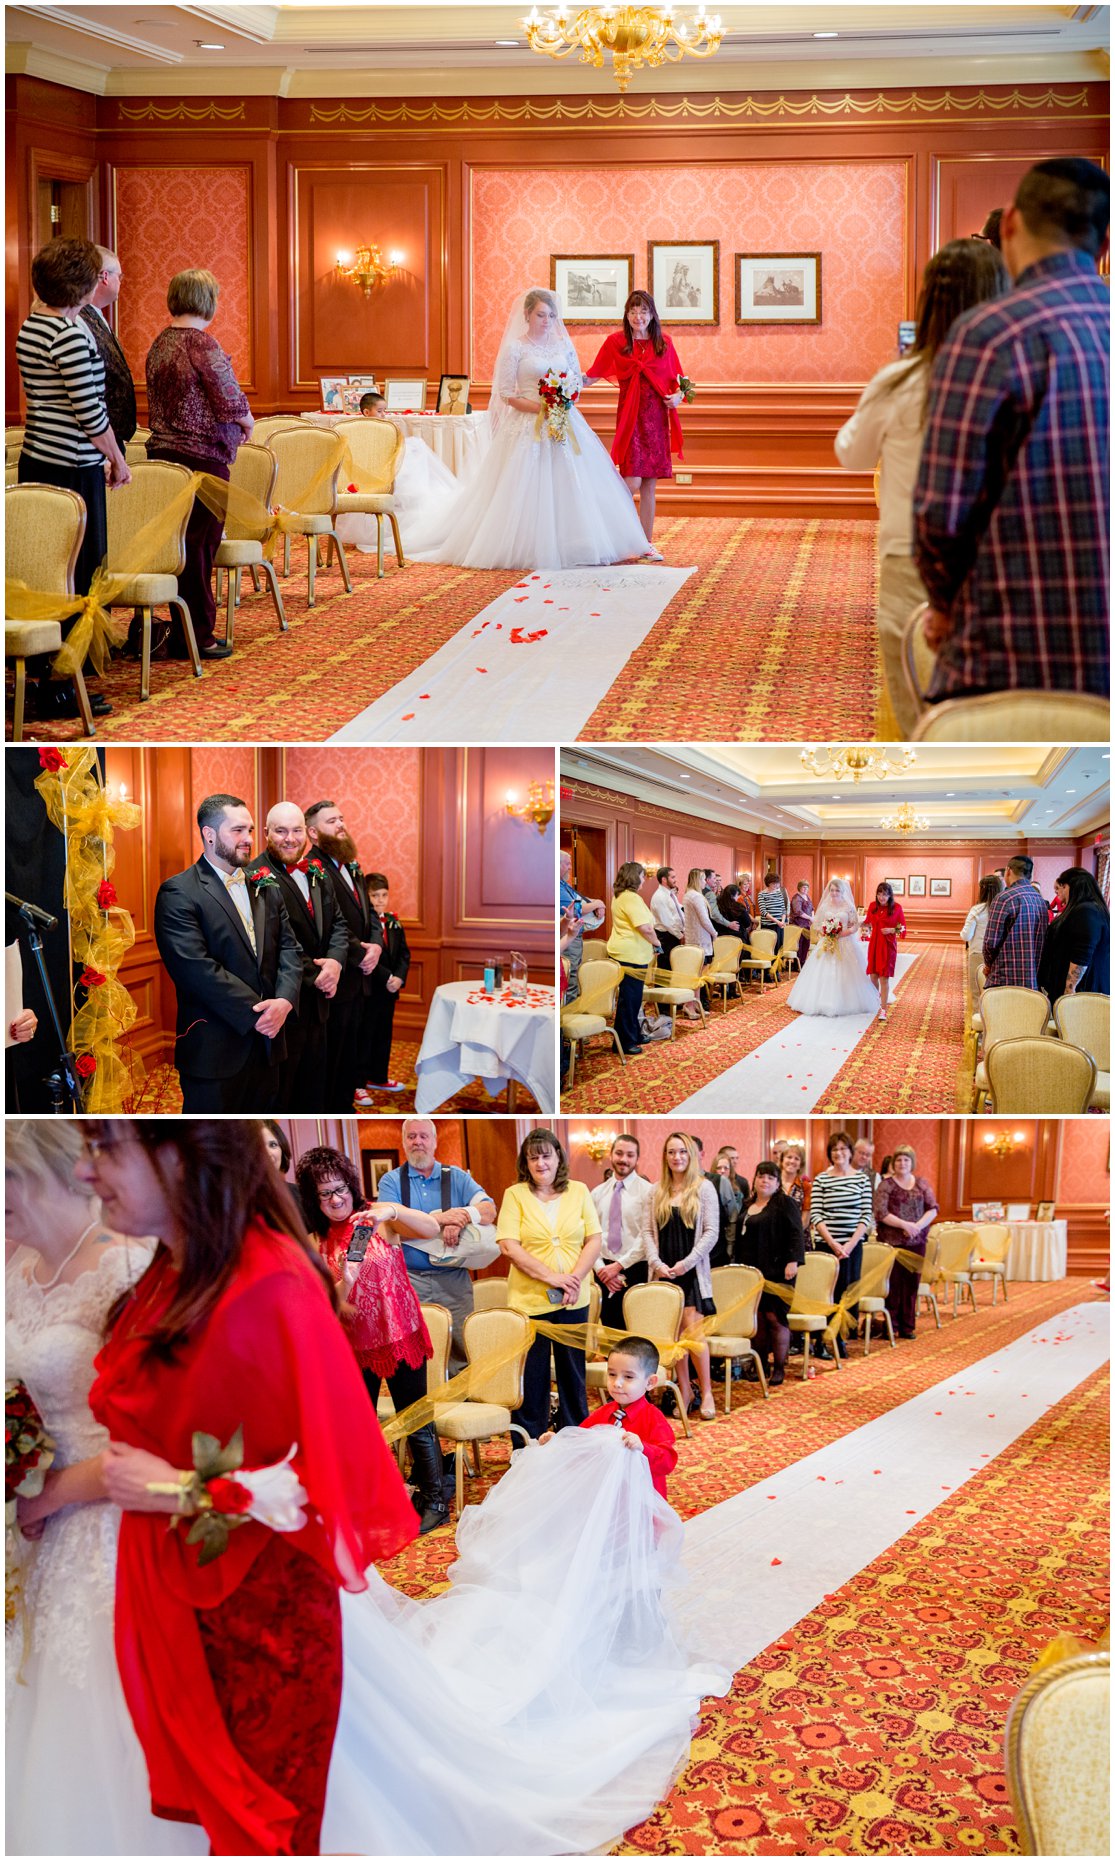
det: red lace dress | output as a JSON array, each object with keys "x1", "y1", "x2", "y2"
[
  {"x1": 864, "y1": 900, "x2": 907, "y2": 978},
  {"x1": 89, "y1": 1221, "x2": 418, "y2": 1856},
  {"x1": 586, "y1": 330, "x2": 685, "y2": 478},
  {"x1": 318, "y1": 1210, "x2": 431, "y2": 1378}
]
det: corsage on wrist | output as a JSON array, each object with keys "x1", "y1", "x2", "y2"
[{"x1": 146, "y1": 1426, "x2": 308, "y2": 1566}]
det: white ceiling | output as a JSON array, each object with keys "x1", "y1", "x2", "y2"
[
  {"x1": 6, "y1": 2, "x2": 1110, "y2": 98},
  {"x1": 559, "y1": 743, "x2": 1112, "y2": 840}
]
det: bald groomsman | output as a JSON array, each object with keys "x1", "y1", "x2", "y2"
[
  {"x1": 261, "y1": 802, "x2": 349, "y2": 1111},
  {"x1": 305, "y1": 797, "x2": 382, "y2": 1110},
  {"x1": 79, "y1": 248, "x2": 137, "y2": 450}
]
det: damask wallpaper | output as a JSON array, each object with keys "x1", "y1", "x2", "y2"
[
  {"x1": 282, "y1": 748, "x2": 422, "y2": 919},
  {"x1": 113, "y1": 166, "x2": 252, "y2": 380}
]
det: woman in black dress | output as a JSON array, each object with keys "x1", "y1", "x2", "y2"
[
  {"x1": 1038, "y1": 867, "x2": 1110, "y2": 1001},
  {"x1": 643, "y1": 1131, "x2": 719, "y2": 1419},
  {"x1": 739, "y1": 1162, "x2": 806, "y2": 1386}
]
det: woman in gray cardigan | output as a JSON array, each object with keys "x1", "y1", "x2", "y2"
[{"x1": 641, "y1": 1130, "x2": 719, "y2": 1419}]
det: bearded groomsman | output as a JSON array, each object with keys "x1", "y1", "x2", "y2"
[
  {"x1": 304, "y1": 797, "x2": 382, "y2": 1110},
  {"x1": 259, "y1": 802, "x2": 349, "y2": 1111},
  {"x1": 154, "y1": 793, "x2": 301, "y2": 1112}
]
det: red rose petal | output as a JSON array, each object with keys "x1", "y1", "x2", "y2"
[
  {"x1": 770, "y1": 1557, "x2": 782, "y2": 1566},
  {"x1": 476, "y1": 667, "x2": 488, "y2": 673},
  {"x1": 419, "y1": 693, "x2": 430, "y2": 699},
  {"x1": 401, "y1": 712, "x2": 415, "y2": 720}
]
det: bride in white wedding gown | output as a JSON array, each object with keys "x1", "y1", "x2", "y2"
[
  {"x1": 6, "y1": 1125, "x2": 727, "y2": 1859},
  {"x1": 406, "y1": 286, "x2": 655, "y2": 570},
  {"x1": 786, "y1": 878, "x2": 880, "y2": 1018}
]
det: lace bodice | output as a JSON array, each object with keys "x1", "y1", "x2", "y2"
[{"x1": 497, "y1": 337, "x2": 583, "y2": 402}]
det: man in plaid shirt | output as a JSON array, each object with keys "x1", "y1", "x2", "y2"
[
  {"x1": 914, "y1": 158, "x2": 1109, "y2": 701},
  {"x1": 982, "y1": 856, "x2": 1048, "y2": 989}
]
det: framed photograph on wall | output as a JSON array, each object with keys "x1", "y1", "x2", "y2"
[
  {"x1": 735, "y1": 252, "x2": 822, "y2": 325},
  {"x1": 648, "y1": 240, "x2": 720, "y2": 325},
  {"x1": 383, "y1": 377, "x2": 427, "y2": 412},
  {"x1": 362, "y1": 1151, "x2": 399, "y2": 1200},
  {"x1": 436, "y1": 373, "x2": 470, "y2": 414},
  {"x1": 551, "y1": 254, "x2": 633, "y2": 322},
  {"x1": 884, "y1": 876, "x2": 906, "y2": 896},
  {"x1": 320, "y1": 376, "x2": 349, "y2": 412},
  {"x1": 930, "y1": 877, "x2": 953, "y2": 897},
  {"x1": 908, "y1": 874, "x2": 927, "y2": 896}
]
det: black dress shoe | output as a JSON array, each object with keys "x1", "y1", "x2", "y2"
[
  {"x1": 32, "y1": 681, "x2": 111, "y2": 721},
  {"x1": 199, "y1": 642, "x2": 234, "y2": 660}
]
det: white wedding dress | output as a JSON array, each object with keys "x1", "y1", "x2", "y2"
[
  {"x1": 787, "y1": 889, "x2": 880, "y2": 1018},
  {"x1": 6, "y1": 1251, "x2": 728, "y2": 1858}
]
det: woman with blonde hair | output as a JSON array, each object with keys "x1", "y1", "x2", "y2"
[
  {"x1": 682, "y1": 867, "x2": 715, "y2": 957},
  {"x1": 779, "y1": 1141, "x2": 808, "y2": 1212},
  {"x1": 642, "y1": 1131, "x2": 718, "y2": 1419}
]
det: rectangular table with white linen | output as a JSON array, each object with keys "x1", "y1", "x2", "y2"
[{"x1": 414, "y1": 981, "x2": 556, "y2": 1114}]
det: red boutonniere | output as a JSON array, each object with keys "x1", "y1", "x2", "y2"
[
  {"x1": 206, "y1": 1475, "x2": 253, "y2": 1516},
  {"x1": 37, "y1": 748, "x2": 67, "y2": 772},
  {"x1": 306, "y1": 854, "x2": 328, "y2": 883},
  {"x1": 79, "y1": 967, "x2": 107, "y2": 989},
  {"x1": 96, "y1": 879, "x2": 118, "y2": 908},
  {"x1": 247, "y1": 866, "x2": 278, "y2": 891},
  {"x1": 383, "y1": 911, "x2": 401, "y2": 931},
  {"x1": 75, "y1": 1054, "x2": 96, "y2": 1079}
]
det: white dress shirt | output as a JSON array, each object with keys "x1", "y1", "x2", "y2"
[
  {"x1": 204, "y1": 854, "x2": 255, "y2": 950},
  {"x1": 651, "y1": 884, "x2": 685, "y2": 940},
  {"x1": 834, "y1": 356, "x2": 927, "y2": 561},
  {"x1": 590, "y1": 1173, "x2": 654, "y2": 1272}
]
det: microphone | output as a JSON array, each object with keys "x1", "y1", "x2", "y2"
[{"x1": 5, "y1": 891, "x2": 58, "y2": 931}]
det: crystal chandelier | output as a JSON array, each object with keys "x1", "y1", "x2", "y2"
[
  {"x1": 522, "y1": 4, "x2": 724, "y2": 92},
  {"x1": 881, "y1": 801, "x2": 929, "y2": 834},
  {"x1": 799, "y1": 745, "x2": 917, "y2": 783},
  {"x1": 334, "y1": 244, "x2": 400, "y2": 298}
]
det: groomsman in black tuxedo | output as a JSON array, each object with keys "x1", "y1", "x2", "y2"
[
  {"x1": 79, "y1": 249, "x2": 137, "y2": 449},
  {"x1": 261, "y1": 801, "x2": 349, "y2": 1111},
  {"x1": 154, "y1": 793, "x2": 302, "y2": 1112},
  {"x1": 304, "y1": 797, "x2": 383, "y2": 1111},
  {"x1": 356, "y1": 871, "x2": 410, "y2": 1103}
]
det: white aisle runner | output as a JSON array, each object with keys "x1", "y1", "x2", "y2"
[
  {"x1": 679, "y1": 1301, "x2": 1107, "y2": 1673},
  {"x1": 674, "y1": 948, "x2": 922, "y2": 1115},
  {"x1": 329, "y1": 564, "x2": 693, "y2": 742}
]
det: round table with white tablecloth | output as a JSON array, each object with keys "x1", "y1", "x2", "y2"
[
  {"x1": 1005, "y1": 1220, "x2": 1069, "y2": 1280},
  {"x1": 414, "y1": 980, "x2": 556, "y2": 1114},
  {"x1": 301, "y1": 409, "x2": 489, "y2": 477}
]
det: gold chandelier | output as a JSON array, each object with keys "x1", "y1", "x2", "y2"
[
  {"x1": 881, "y1": 801, "x2": 929, "y2": 834},
  {"x1": 522, "y1": 4, "x2": 724, "y2": 92},
  {"x1": 800, "y1": 744, "x2": 917, "y2": 784},
  {"x1": 335, "y1": 244, "x2": 400, "y2": 298}
]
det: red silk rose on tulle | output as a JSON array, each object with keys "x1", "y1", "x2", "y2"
[
  {"x1": 97, "y1": 880, "x2": 119, "y2": 908},
  {"x1": 79, "y1": 967, "x2": 107, "y2": 988},
  {"x1": 75, "y1": 1054, "x2": 97, "y2": 1078},
  {"x1": 37, "y1": 748, "x2": 67, "y2": 771}
]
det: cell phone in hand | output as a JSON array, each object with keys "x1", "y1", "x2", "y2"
[
  {"x1": 347, "y1": 1222, "x2": 375, "y2": 1262},
  {"x1": 546, "y1": 1286, "x2": 566, "y2": 1304}
]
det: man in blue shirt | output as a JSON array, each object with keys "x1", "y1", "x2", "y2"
[
  {"x1": 560, "y1": 850, "x2": 604, "y2": 1004},
  {"x1": 377, "y1": 1117, "x2": 497, "y2": 1373}
]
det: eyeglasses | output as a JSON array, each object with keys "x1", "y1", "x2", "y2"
[
  {"x1": 83, "y1": 1136, "x2": 141, "y2": 1161},
  {"x1": 317, "y1": 1183, "x2": 351, "y2": 1204}
]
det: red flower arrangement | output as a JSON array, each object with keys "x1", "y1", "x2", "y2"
[
  {"x1": 96, "y1": 880, "x2": 119, "y2": 908},
  {"x1": 75, "y1": 1054, "x2": 97, "y2": 1079},
  {"x1": 537, "y1": 369, "x2": 579, "y2": 444},
  {"x1": 37, "y1": 749, "x2": 67, "y2": 772},
  {"x1": 79, "y1": 967, "x2": 107, "y2": 989},
  {"x1": 6, "y1": 1383, "x2": 55, "y2": 1507}
]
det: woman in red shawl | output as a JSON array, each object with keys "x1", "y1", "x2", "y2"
[
  {"x1": 583, "y1": 290, "x2": 686, "y2": 552},
  {"x1": 863, "y1": 881, "x2": 907, "y2": 1022},
  {"x1": 83, "y1": 1119, "x2": 419, "y2": 1857}
]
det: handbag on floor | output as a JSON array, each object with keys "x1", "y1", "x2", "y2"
[{"x1": 638, "y1": 1008, "x2": 673, "y2": 1043}]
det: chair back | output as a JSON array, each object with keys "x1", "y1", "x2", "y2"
[
  {"x1": 623, "y1": 1279, "x2": 684, "y2": 1343},
  {"x1": 462, "y1": 1308, "x2": 531, "y2": 1408},
  {"x1": 269, "y1": 425, "x2": 342, "y2": 516},
  {"x1": 972, "y1": 1221, "x2": 1012, "y2": 1266},
  {"x1": 420, "y1": 1302, "x2": 452, "y2": 1390},
  {"x1": 6, "y1": 426, "x2": 26, "y2": 466},
  {"x1": 335, "y1": 415, "x2": 404, "y2": 492},
  {"x1": 981, "y1": 987, "x2": 1054, "y2": 1048},
  {"x1": 1053, "y1": 993, "x2": 1109, "y2": 1072},
  {"x1": 986, "y1": 1037, "x2": 1096, "y2": 1114},
  {"x1": 6, "y1": 483, "x2": 85, "y2": 594},
  {"x1": 571, "y1": 958, "x2": 621, "y2": 1018},
  {"x1": 472, "y1": 1277, "x2": 509, "y2": 1313},
  {"x1": 225, "y1": 442, "x2": 278, "y2": 541},
  {"x1": 927, "y1": 1221, "x2": 976, "y2": 1275},
  {"x1": 252, "y1": 416, "x2": 305, "y2": 447},
  {"x1": 709, "y1": 1264, "x2": 762, "y2": 1339},
  {"x1": 784, "y1": 925, "x2": 809, "y2": 962},
  {"x1": 710, "y1": 934, "x2": 742, "y2": 966},
  {"x1": 860, "y1": 1240, "x2": 896, "y2": 1298},
  {"x1": 747, "y1": 928, "x2": 778, "y2": 961},
  {"x1": 789, "y1": 1250, "x2": 839, "y2": 1315},
  {"x1": 105, "y1": 460, "x2": 192, "y2": 576},
  {"x1": 585, "y1": 1276, "x2": 602, "y2": 1356},
  {"x1": 1005, "y1": 1647, "x2": 1110, "y2": 1856},
  {"x1": 913, "y1": 689, "x2": 1110, "y2": 743},
  {"x1": 668, "y1": 944, "x2": 707, "y2": 985}
]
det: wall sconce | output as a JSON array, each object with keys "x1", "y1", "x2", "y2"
[
  {"x1": 505, "y1": 780, "x2": 555, "y2": 835},
  {"x1": 335, "y1": 244, "x2": 401, "y2": 297},
  {"x1": 573, "y1": 1127, "x2": 616, "y2": 1163},
  {"x1": 983, "y1": 1129, "x2": 1026, "y2": 1160}
]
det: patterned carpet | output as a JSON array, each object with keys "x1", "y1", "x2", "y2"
[
  {"x1": 562, "y1": 943, "x2": 967, "y2": 1116},
  {"x1": 380, "y1": 1280, "x2": 1107, "y2": 1854},
  {"x1": 9, "y1": 519, "x2": 881, "y2": 744}
]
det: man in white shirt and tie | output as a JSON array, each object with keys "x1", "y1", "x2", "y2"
[
  {"x1": 590, "y1": 1133, "x2": 654, "y2": 1329},
  {"x1": 650, "y1": 866, "x2": 686, "y2": 966}
]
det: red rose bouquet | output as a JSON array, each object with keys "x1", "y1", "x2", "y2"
[
  {"x1": 6, "y1": 1382, "x2": 55, "y2": 1513},
  {"x1": 536, "y1": 369, "x2": 579, "y2": 444}
]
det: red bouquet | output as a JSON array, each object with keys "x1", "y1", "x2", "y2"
[
  {"x1": 536, "y1": 369, "x2": 579, "y2": 444},
  {"x1": 6, "y1": 1382, "x2": 55, "y2": 1510}
]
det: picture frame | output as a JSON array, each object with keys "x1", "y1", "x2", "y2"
[
  {"x1": 930, "y1": 878, "x2": 953, "y2": 897},
  {"x1": 361, "y1": 1150, "x2": 399, "y2": 1200},
  {"x1": 338, "y1": 381, "x2": 364, "y2": 415},
  {"x1": 436, "y1": 372, "x2": 471, "y2": 415},
  {"x1": 648, "y1": 240, "x2": 720, "y2": 325},
  {"x1": 320, "y1": 376, "x2": 349, "y2": 413},
  {"x1": 1035, "y1": 1201, "x2": 1056, "y2": 1222},
  {"x1": 551, "y1": 254, "x2": 633, "y2": 323},
  {"x1": 972, "y1": 1201, "x2": 1005, "y2": 1222},
  {"x1": 735, "y1": 252, "x2": 822, "y2": 325},
  {"x1": 883, "y1": 876, "x2": 906, "y2": 896},
  {"x1": 383, "y1": 377, "x2": 427, "y2": 412},
  {"x1": 348, "y1": 374, "x2": 380, "y2": 400},
  {"x1": 1005, "y1": 1203, "x2": 1032, "y2": 1222},
  {"x1": 908, "y1": 874, "x2": 927, "y2": 897}
]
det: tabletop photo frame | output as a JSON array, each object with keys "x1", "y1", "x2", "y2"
[{"x1": 383, "y1": 377, "x2": 428, "y2": 412}]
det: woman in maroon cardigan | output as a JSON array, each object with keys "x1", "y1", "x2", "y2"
[{"x1": 145, "y1": 267, "x2": 253, "y2": 658}]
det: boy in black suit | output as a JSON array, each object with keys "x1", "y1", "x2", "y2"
[{"x1": 357, "y1": 871, "x2": 410, "y2": 1101}]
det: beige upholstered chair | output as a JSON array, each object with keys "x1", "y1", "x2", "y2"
[
  {"x1": 704, "y1": 935, "x2": 745, "y2": 1011},
  {"x1": 641, "y1": 943, "x2": 707, "y2": 1036},
  {"x1": 6, "y1": 426, "x2": 26, "y2": 470},
  {"x1": 5, "y1": 482, "x2": 95, "y2": 738},
  {"x1": 472, "y1": 1277, "x2": 510, "y2": 1312},
  {"x1": 973, "y1": 987, "x2": 1056, "y2": 1110},
  {"x1": 583, "y1": 1277, "x2": 611, "y2": 1401},
  {"x1": 925, "y1": 1223, "x2": 978, "y2": 1316},
  {"x1": 916, "y1": 1271, "x2": 942, "y2": 1329},
  {"x1": 738, "y1": 927, "x2": 779, "y2": 992},
  {"x1": 103, "y1": 460, "x2": 201, "y2": 700},
  {"x1": 214, "y1": 442, "x2": 287, "y2": 646},
  {"x1": 707, "y1": 1265, "x2": 767, "y2": 1410},
  {"x1": 379, "y1": 1300, "x2": 452, "y2": 1472},
  {"x1": 251, "y1": 416, "x2": 305, "y2": 448},
  {"x1": 622, "y1": 1281, "x2": 690, "y2": 1438},
  {"x1": 267, "y1": 425, "x2": 352, "y2": 605},
  {"x1": 858, "y1": 1241, "x2": 897, "y2": 1352},
  {"x1": 912, "y1": 687, "x2": 1110, "y2": 743},
  {"x1": 900, "y1": 602, "x2": 938, "y2": 724},
  {"x1": 1005, "y1": 1645, "x2": 1110, "y2": 1855},
  {"x1": 333, "y1": 417, "x2": 406, "y2": 577},
  {"x1": 560, "y1": 957, "x2": 625, "y2": 1087},
  {"x1": 787, "y1": 1251, "x2": 841, "y2": 1376},
  {"x1": 970, "y1": 1222, "x2": 1012, "y2": 1304},
  {"x1": 780, "y1": 924, "x2": 808, "y2": 976},
  {"x1": 124, "y1": 425, "x2": 150, "y2": 466},
  {"x1": 986, "y1": 1036, "x2": 1097, "y2": 1114},
  {"x1": 1053, "y1": 993, "x2": 1110, "y2": 1112},
  {"x1": 435, "y1": 1307, "x2": 531, "y2": 1513}
]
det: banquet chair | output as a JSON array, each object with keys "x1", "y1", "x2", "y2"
[
  {"x1": 5, "y1": 425, "x2": 25, "y2": 465},
  {"x1": 912, "y1": 687, "x2": 1110, "y2": 744},
  {"x1": 900, "y1": 602, "x2": 938, "y2": 722},
  {"x1": 787, "y1": 1251, "x2": 841, "y2": 1376},
  {"x1": 5, "y1": 483, "x2": 95, "y2": 739},
  {"x1": 738, "y1": 927, "x2": 779, "y2": 993},
  {"x1": 267, "y1": 425, "x2": 352, "y2": 605},
  {"x1": 986, "y1": 1037, "x2": 1096, "y2": 1115},
  {"x1": 924, "y1": 1223, "x2": 978, "y2": 1316},
  {"x1": 857, "y1": 1241, "x2": 897, "y2": 1353},
  {"x1": 213, "y1": 442, "x2": 287, "y2": 646},
  {"x1": 703, "y1": 935, "x2": 746, "y2": 1010},
  {"x1": 472, "y1": 1278, "x2": 510, "y2": 1313},
  {"x1": 435, "y1": 1308, "x2": 531, "y2": 1513},
  {"x1": 124, "y1": 425, "x2": 150, "y2": 466},
  {"x1": 916, "y1": 1271, "x2": 941, "y2": 1329},
  {"x1": 972, "y1": 987, "x2": 1055, "y2": 1110},
  {"x1": 103, "y1": 460, "x2": 202, "y2": 700},
  {"x1": 332, "y1": 416, "x2": 407, "y2": 577},
  {"x1": 780, "y1": 924, "x2": 808, "y2": 976},
  {"x1": 584, "y1": 1278, "x2": 610, "y2": 1403},
  {"x1": 560, "y1": 957, "x2": 624, "y2": 1087},
  {"x1": 377, "y1": 1300, "x2": 452, "y2": 1475},
  {"x1": 1005, "y1": 1644, "x2": 1110, "y2": 1855},
  {"x1": 641, "y1": 944, "x2": 707, "y2": 1036},
  {"x1": 970, "y1": 1222, "x2": 1012, "y2": 1305},
  {"x1": 707, "y1": 1266, "x2": 767, "y2": 1410},
  {"x1": 622, "y1": 1282, "x2": 690, "y2": 1438},
  {"x1": 251, "y1": 416, "x2": 305, "y2": 449},
  {"x1": 1053, "y1": 994, "x2": 1110, "y2": 1112}
]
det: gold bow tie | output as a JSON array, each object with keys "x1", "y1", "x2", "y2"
[{"x1": 226, "y1": 868, "x2": 247, "y2": 887}]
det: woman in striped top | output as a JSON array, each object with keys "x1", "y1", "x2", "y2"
[
  {"x1": 757, "y1": 870, "x2": 789, "y2": 954},
  {"x1": 808, "y1": 1131, "x2": 874, "y2": 1359}
]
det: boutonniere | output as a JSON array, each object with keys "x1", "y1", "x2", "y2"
[
  {"x1": 346, "y1": 859, "x2": 364, "y2": 881},
  {"x1": 306, "y1": 854, "x2": 328, "y2": 884},
  {"x1": 382, "y1": 911, "x2": 401, "y2": 931},
  {"x1": 247, "y1": 865, "x2": 278, "y2": 891}
]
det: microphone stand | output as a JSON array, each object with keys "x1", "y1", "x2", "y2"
[{"x1": 5, "y1": 892, "x2": 80, "y2": 1113}]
